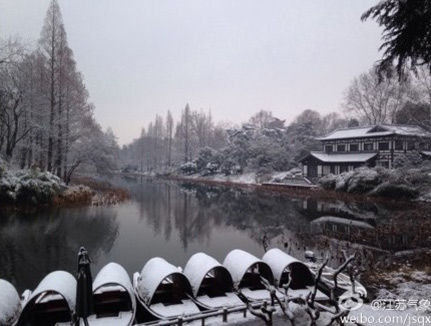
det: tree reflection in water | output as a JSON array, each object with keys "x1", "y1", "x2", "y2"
[
  {"x1": 1, "y1": 176, "x2": 430, "y2": 293},
  {"x1": 0, "y1": 206, "x2": 119, "y2": 292}
]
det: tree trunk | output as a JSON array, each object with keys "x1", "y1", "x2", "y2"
[
  {"x1": 63, "y1": 101, "x2": 70, "y2": 182},
  {"x1": 47, "y1": 7, "x2": 56, "y2": 172}
]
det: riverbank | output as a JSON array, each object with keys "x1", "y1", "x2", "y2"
[
  {"x1": 154, "y1": 172, "x2": 426, "y2": 208},
  {"x1": 135, "y1": 161, "x2": 431, "y2": 204},
  {"x1": 0, "y1": 164, "x2": 129, "y2": 210}
]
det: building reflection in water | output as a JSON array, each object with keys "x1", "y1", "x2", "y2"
[{"x1": 1, "y1": 176, "x2": 430, "y2": 293}]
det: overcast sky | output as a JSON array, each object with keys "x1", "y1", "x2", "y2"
[{"x1": 0, "y1": 0, "x2": 382, "y2": 145}]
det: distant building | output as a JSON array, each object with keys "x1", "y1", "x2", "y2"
[{"x1": 299, "y1": 124, "x2": 431, "y2": 178}]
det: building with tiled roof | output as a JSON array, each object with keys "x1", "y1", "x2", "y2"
[{"x1": 299, "y1": 124, "x2": 431, "y2": 178}]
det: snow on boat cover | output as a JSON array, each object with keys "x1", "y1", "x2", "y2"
[
  {"x1": 135, "y1": 257, "x2": 200, "y2": 319},
  {"x1": 17, "y1": 271, "x2": 76, "y2": 325},
  {"x1": 262, "y1": 248, "x2": 328, "y2": 301},
  {"x1": 0, "y1": 279, "x2": 21, "y2": 326},
  {"x1": 183, "y1": 252, "x2": 244, "y2": 309},
  {"x1": 89, "y1": 262, "x2": 136, "y2": 325},
  {"x1": 223, "y1": 249, "x2": 274, "y2": 302}
]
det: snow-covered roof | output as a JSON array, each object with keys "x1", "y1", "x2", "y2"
[
  {"x1": 305, "y1": 151, "x2": 377, "y2": 163},
  {"x1": 20, "y1": 271, "x2": 76, "y2": 317},
  {"x1": 262, "y1": 249, "x2": 314, "y2": 288},
  {"x1": 311, "y1": 216, "x2": 375, "y2": 229},
  {"x1": 93, "y1": 262, "x2": 136, "y2": 314},
  {"x1": 0, "y1": 279, "x2": 20, "y2": 325},
  {"x1": 183, "y1": 253, "x2": 233, "y2": 297},
  {"x1": 317, "y1": 124, "x2": 431, "y2": 141},
  {"x1": 223, "y1": 249, "x2": 274, "y2": 288},
  {"x1": 136, "y1": 257, "x2": 193, "y2": 305}
]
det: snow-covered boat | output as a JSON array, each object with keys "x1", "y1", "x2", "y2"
[
  {"x1": 183, "y1": 253, "x2": 244, "y2": 310},
  {"x1": 133, "y1": 257, "x2": 200, "y2": 320},
  {"x1": 311, "y1": 216, "x2": 375, "y2": 231},
  {"x1": 223, "y1": 249, "x2": 274, "y2": 302},
  {"x1": 0, "y1": 279, "x2": 21, "y2": 326},
  {"x1": 16, "y1": 271, "x2": 76, "y2": 326},
  {"x1": 262, "y1": 248, "x2": 328, "y2": 301},
  {"x1": 81, "y1": 262, "x2": 136, "y2": 326}
]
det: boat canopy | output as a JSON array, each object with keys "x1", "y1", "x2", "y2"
[
  {"x1": 311, "y1": 216, "x2": 375, "y2": 229},
  {"x1": 262, "y1": 248, "x2": 314, "y2": 289},
  {"x1": 0, "y1": 279, "x2": 21, "y2": 326},
  {"x1": 19, "y1": 271, "x2": 76, "y2": 321},
  {"x1": 183, "y1": 252, "x2": 233, "y2": 297},
  {"x1": 223, "y1": 249, "x2": 274, "y2": 288},
  {"x1": 137, "y1": 257, "x2": 193, "y2": 305},
  {"x1": 93, "y1": 262, "x2": 136, "y2": 312}
]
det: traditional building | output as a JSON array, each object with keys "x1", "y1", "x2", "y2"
[{"x1": 299, "y1": 124, "x2": 431, "y2": 178}]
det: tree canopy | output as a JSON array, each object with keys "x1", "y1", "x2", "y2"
[{"x1": 362, "y1": 0, "x2": 431, "y2": 78}]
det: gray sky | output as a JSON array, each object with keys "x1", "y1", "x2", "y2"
[{"x1": 0, "y1": 0, "x2": 382, "y2": 145}]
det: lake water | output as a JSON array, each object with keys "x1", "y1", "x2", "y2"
[{"x1": 1, "y1": 176, "x2": 430, "y2": 293}]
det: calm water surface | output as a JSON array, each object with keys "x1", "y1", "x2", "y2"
[{"x1": 1, "y1": 176, "x2": 430, "y2": 292}]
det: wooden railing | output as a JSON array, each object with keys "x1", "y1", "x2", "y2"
[{"x1": 136, "y1": 301, "x2": 269, "y2": 326}]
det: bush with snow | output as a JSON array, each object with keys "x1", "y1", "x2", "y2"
[
  {"x1": 317, "y1": 166, "x2": 425, "y2": 200},
  {"x1": 369, "y1": 182, "x2": 419, "y2": 199},
  {"x1": 335, "y1": 171, "x2": 354, "y2": 191},
  {"x1": 200, "y1": 162, "x2": 219, "y2": 176},
  {"x1": 180, "y1": 162, "x2": 198, "y2": 175},
  {"x1": 345, "y1": 167, "x2": 381, "y2": 193},
  {"x1": 393, "y1": 151, "x2": 423, "y2": 169},
  {"x1": 0, "y1": 167, "x2": 65, "y2": 205},
  {"x1": 195, "y1": 147, "x2": 220, "y2": 171},
  {"x1": 318, "y1": 174, "x2": 337, "y2": 189}
]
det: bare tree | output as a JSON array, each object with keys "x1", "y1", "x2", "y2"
[
  {"x1": 0, "y1": 41, "x2": 33, "y2": 161},
  {"x1": 176, "y1": 103, "x2": 192, "y2": 163},
  {"x1": 166, "y1": 110, "x2": 173, "y2": 167},
  {"x1": 344, "y1": 67, "x2": 414, "y2": 124},
  {"x1": 39, "y1": 0, "x2": 66, "y2": 172}
]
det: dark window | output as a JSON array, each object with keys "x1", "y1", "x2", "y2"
[
  {"x1": 378, "y1": 142, "x2": 389, "y2": 150},
  {"x1": 349, "y1": 144, "x2": 359, "y2": 152},
  {"x1": 407, "y1": 141, "x2": 415, "y2": 150},
  {"x1": 340, "y1": 165, "x2": 348, "y2": 173},
  {"x1": 325, "y1": 145, "x2": 333, "y2": 153},
  {"x1": 395, "y1": 140, "x2": 403, "y2": 150},
  {"x1": 364, "y1": 143, "x2": 374, "y2": 151},
  {"x1": 419, "y1": 142, "x2": 426, "y2": 150},
  {"x1": 337, "y1": 144, "x2": 346, "y2": 152}
]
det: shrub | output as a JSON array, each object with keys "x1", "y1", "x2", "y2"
[
  {"x1": 180, "y1": 162, "x2": 198, "y2": 175},
  {"x1": 54, "y1": 185, "x2": 94, "y2": 205},
  {"x1": 220, "y1": 159, "x2": 237, "y2": 176},
  {"x1": 201, "y1": 162, "x2": 219, "y2": 176},
  {"x1": 0, "y1": 168, "x2": 65, "y2": 205},
  {"x1": 195, "y1": 147, "x2": 220, "y2": 171},
  {"x1": 14, "y1": 170, "x2": 64, "y2": 204},
  {"x1": 346, "y1": 167, "x2": 381, "y2": 193},
  {"x1": 335, "y1": 171, "x2": 354, "y2": 191},
  {"x1": 393, "y1": 151, "x2": 423, "y2": 169},
  {"x1": 369, "y1": 182, "x2": 419, "y2": 199},
  {"x1": 319, "y1": 174, "x2": 337, "y2": 190}
]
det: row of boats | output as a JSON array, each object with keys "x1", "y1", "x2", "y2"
[{"x1": 0, "y1": 248, "x2": 367, "y2": 326}]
